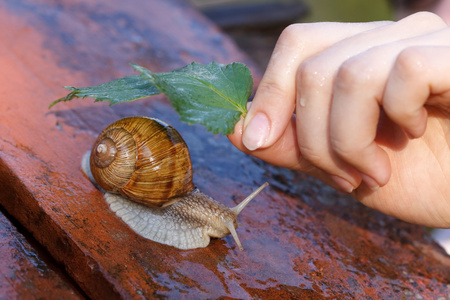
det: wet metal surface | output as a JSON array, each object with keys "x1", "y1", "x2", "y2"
[
  {"x1": 0, "y1": 209, "x2": 83, "y2": 299},
  {"x1": 0, "y1": 0, "x2": 448, "y2": 299}
]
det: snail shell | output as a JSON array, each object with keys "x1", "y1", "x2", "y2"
[
  {"x1": 83, "y1": 116, "x2": 268, "y2": 250},
  {"x1": 89, "y1": 117, "x2": 195, "y2": 207}
]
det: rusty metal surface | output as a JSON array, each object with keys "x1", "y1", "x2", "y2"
[
  {"x1": 0, "y1": 210, "x2": 83, "y2": 299},
  {"x1": 0, "y1": 0, "x2": 449, "y2": 299}
]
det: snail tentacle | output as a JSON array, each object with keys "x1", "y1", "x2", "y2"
[
  {"x1": 225, "y1": 220, "x2": 243, "y2": 251},
  {"x1": 231, "y1": 182, "x2": 269, "y2": 216}
]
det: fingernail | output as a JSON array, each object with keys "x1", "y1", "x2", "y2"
[
  {"x1": 242, "y1": 113, "x2": 270, "y2": 151},
  {"x1": 330, "y1": 175, "x2": 354, "y2": 193},
  {"x1": 360, "y1": 173, "x2": 380, "y2": 191}
]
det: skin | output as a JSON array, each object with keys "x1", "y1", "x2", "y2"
[{"x1": 228, "y1": 11, "x2": 450, "y2": 228}]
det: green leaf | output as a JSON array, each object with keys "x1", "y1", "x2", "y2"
[
  {"x1": 49, "y1": 74, "x2": 161, "y2": 108},
  {"x1": 135, "y1": 62, "x2": 253, "y2": 134},
  {"x1": 50, "y1": 62, "x2": 253, "y2": 135}
]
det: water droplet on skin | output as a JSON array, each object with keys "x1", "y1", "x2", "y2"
[{"x1": 299, "y1": 97, "x2": 307, "y2": 107}]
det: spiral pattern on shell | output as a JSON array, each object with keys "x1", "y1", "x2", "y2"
[{"x1": 90, "y1": 117, "x2": 195, "y2": 207}]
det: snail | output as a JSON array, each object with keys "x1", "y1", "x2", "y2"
[{"x1": 81, "y1": 116, "x2": 268, "y2": 250}]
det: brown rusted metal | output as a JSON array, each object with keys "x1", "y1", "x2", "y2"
[{"x1": 0, "y1": 210, "x2": 83, "y2": 299}]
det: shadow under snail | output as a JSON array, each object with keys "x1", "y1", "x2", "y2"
[{"x1": 81, "y1": 116, "x2": 268, "y2": 250}]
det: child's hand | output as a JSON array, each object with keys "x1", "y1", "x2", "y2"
[{"x1": 229, "y1": 12, "x2": 450, "y2": 227}]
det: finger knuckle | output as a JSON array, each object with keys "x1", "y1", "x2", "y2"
[
  {"x1": 299, "y1": 144, "x2": 323, "y2": 166},
  {"x1": 330, "y1": 137, "x2": 358, "y2": 160},
  {"x1": 279, "y1": 24, "x2": 309, "y2": 43},
  {"x1": 394, "y1": 47, "x2": 425, "y2": 81},
  {"x1": 335, "y1": 58, "x2": 372, "y2": 90},
  {"x1": 279, "y1": 24, "x2": 301, "y2": 41},
  {"x1": 297, "y1": 58, "x2": 327, "y2": 91},
  {"x1": 257, "y1": 80, "x2": 289, "y2": 100},
  {"x1": 277, "y1": 23, "x2": 327, "y2": 57},
  {"x1": 405, "y1": 11, "x2": 446, "y2": 28}
]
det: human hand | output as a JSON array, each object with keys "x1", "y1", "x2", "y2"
[{"x1": 228, "y1": 12, "x2": 450, "y2": 227}]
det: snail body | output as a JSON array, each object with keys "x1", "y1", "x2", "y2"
[{"x1": 82, "y1": 116, "x2": 268, "y2": 250}]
